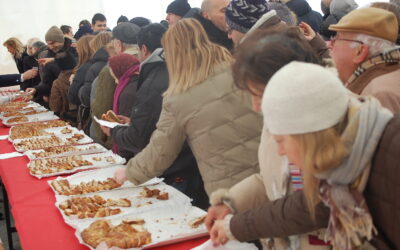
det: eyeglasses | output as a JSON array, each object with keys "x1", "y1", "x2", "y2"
[{"x1": 330, "y1": 36, "x2": 364, "y2": 46}]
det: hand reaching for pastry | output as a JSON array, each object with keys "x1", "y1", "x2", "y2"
[
  {"x1": 210, "y1": 219, "x2": 229, "y2": 246},
  {"x1": 37, "y1": 57, "x2": 55, "y2": 66},
  {"x1": 22, "y1": 69, "x2": 38, "y2": 80},
  {"x1": 205, "y1": 204, "x2": 232, "y2": 231},
  {"x1": 114, "y1": 167, "x2": 128, "y2": 184}
]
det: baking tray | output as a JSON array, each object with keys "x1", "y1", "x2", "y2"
[
  {"x1": 27, "y1": 151, "x2": 126, "y2": 179},
  {"x1": 48, "y1": 166, "x2": 162, "y2": 196}
]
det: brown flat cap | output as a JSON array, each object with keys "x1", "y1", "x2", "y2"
[{"x1": 329, "y1": 7, "x2": 398, "y2": 43}]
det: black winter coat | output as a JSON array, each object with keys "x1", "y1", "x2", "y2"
[
  {"x1": 78, "y1": 47, "x2": 109, "y2": 107},
  {"x1": 184, "y1": 8, "x2": 233, "y2": 51},
  {"x1": 14, "y1": 49, "x2": 28, "y2": 74},
  {"x1": 34, "y1": 38, "x2": 76, "y2": 97},
  {"x1": 286, "y1": 0, "x2": 323, "y2": 33},
  {"x1": 68, "y1": 62, "x2": 92, "y2": 105},
  {"x1": 21, "y1": 55, "x2": 40, "y2": 90}
]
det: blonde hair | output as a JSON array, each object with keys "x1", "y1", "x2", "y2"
[
  {"x1": 3, "y1": 37, "x2": 25, "y2": 59},
  {"x1": 162, "y1": 19, "x2": 233, "y2": 96},
  {"x1": 105, "y1": 41, "x2": 118, "y2": 57},
  {"x1": 292, "y1": 123, "x2": 348, "y2": 218},
  {"x1": 75, "y1": 35, "x2": 95, "y2": 71},
  {"x1": 89, "y1": 31, "x2": 112, "y2": 55}
]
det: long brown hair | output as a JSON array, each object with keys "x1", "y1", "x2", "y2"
[
  {"x1": 162, "y1": 19, "x2": 233, "y2": 96},
  {"x1": 75, "y1": 35, "x2": 94, "y2": 71},
  {"x1": 3, "y1": 37, "x2": 25, "y2": 59},
  {"x1": 89, "y1": 31, "x2": 112, "y2": 55}
]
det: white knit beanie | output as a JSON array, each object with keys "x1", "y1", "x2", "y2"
[{"x1": 262, "y1": 62, "x2": 350, "y2": 135}]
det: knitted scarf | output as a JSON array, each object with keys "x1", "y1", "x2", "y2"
[
  {"x1": 112, "y1": 64, "x2": 140, "y2": 114},
  {"x1": 315, "y1": 96, "x2": 393, "y2": 250},
  {"x1": 345, "y1": 47, "x2": 400, "y2": 95}
]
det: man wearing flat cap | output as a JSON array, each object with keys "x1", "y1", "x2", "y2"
[{"x1": 329, "y1": 7, "x2": 400, "y2": 113}]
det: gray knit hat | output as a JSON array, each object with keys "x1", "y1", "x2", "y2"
[
  {"x1": 112, "y1": 22, "x2": 140, "y2": 44},
  {"x1": 225, "y1": 0, "x2": 271, "y2": 33},
  {"x1": 45, "y1": 26, "x2": 64, "y2": 43}
]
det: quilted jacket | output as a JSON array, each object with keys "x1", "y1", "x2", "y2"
[{"x1": 125, "y1": 66, "x2": 262, "y2": 195}]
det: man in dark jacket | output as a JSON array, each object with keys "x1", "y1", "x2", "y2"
[
  {"x1": 101, "y1": 24, "x2": 209, "y2": 209},
  {"x1": 166, "y1": 0, "x2": 191, "y2": 26},
  {"x1": 26, "y1": 26, "x2": 76, "y2": 103},
  {"x1": 286, "y1": 0, "x2": 323, "y2": 32},
  {"x1": 184, "y1": 0, "x2": 233, "y2": 50}
]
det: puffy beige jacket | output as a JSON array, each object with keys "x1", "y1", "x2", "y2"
[
  {"x1": 126, "y1": 67, "x2": 262, "y2": 195},
  {"x1": 226, "y1": 127, "x2": 329, "y2": 250}
]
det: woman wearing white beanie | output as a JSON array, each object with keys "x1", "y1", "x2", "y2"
[
  {"x1": 208, "y1": 58, "x2": 399, "y2": 249},
  {"x1": 206, "y1": 28, "x2": 331, "y2": 250}
]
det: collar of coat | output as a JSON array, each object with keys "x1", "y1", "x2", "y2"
[{"x1": 345, "y1": 47, "x2": 400, "y2": 94}]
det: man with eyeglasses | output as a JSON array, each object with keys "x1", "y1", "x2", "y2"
[{"x1": 328, "y1": 7, "x2": 400, "y2": 113}]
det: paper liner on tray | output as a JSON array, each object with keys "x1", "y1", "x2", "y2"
[
  {"x1": 47, "y1": 166, "x2": 163, "y2": 197},
  {"x1": 73, "y1": 196, "x2": 207, "y2": 250},
  {"x1": 0, "y1": 106, "x2": 48, "y2": 120},
  {"x1": 2, "y1": 112, "x2": 59, "y2": 127},
  {"x1": 191, "y1": 239, "x2": 258, "y2": 250},
  {"x1": 25, "y1": 142, "x2": 108, "y2": 160},
  {"x1": 55, "y1": 182, "x2": 193, "y2": 228},
  {"x1": 12, "y1": 129, "x2": 94, "y2": 152},
  {"x1": 27, "y1": 151, "x2": 126, "y2": 179},
  {"x1": 0, "y1": 101, "x2": 41, "y2": 113}
]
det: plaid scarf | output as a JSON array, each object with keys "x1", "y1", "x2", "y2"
[
  {"x1": 315, "y1": 96, "x2": 393, "y2": 250},
  {"x1": 346, "y1": 48, "x2": 400, "y2": 95}
]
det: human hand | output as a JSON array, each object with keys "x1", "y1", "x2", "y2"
[
  {"x1": 116, "y1": 115, "x2": 130, "y2": 124},
  {"x1": 22, "y1": 69, "x2": 38, "y2": 80},
  {"x1": 299, "y1": 22, "x2": 316, "y2": 41},
  {"x1": 37, "y1": 57, "x2": 55, "y2": 66},
  {"x1": 100, "y1": 125, "x2": 111, "y2": 136},
  {"x1": 210, "y1": 219, "x2": 229, "y2": 246},
  {"x1": 114, "y1": 168, "x2": 128, "y2": 184},
  {"x1": 205, "y1": 204, "x2": 232, "y2": 232},
  {"x1": 25, "y1": 88, "x2": 36, "y2": 96}
]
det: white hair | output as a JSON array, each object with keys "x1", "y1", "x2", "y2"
[
  {"x1": 350, "y1": 33, "x2": 397, "y2": 57},
  {"x1": 26, "y1": 37, "x2": 41, "y2": 48}
]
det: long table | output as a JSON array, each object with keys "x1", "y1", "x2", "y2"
[{"x1": 0, "y1": 122, "x2": 208, "y2": 250}]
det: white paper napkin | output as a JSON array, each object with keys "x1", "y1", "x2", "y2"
[
  {"x1": 191, "y1": 239, "x2": 258, "y2": 250},
  {"x1": 93, "y1": 116, "x2": 128, "y2": 129}
]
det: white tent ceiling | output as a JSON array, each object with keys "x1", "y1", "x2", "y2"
[{"x1": 0, "y1": 0, "x2": 387, "y2": 74}]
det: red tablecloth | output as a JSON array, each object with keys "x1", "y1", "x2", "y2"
[{"x1": 0, "y1": 122, "x2": 208, "y2": 250}]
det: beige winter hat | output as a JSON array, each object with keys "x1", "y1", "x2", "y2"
[
  {"x1": 262, "y1": 62, "x2": 350, "y2": 135},
  {"x1": 45, "y1": 26, "x2": 64, "y2": 43}
]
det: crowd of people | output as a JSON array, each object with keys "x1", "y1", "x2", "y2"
[{"x1": 1, "y1": 0, "x2": 400, "y2": 249}]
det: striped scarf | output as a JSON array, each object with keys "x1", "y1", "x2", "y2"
[{"x1": 315, "y1": 96, "x2": 393, "y2": 250}]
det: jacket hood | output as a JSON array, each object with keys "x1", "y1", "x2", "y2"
[
  {"x1": 286, "y1": 0, "x2": 311, "y2": 17},
  {"x1": 140, "y1": 48, "x2": 164, "y2": 69},
  {"x1": 91, "y1": 47, "x2": 109, "y2": 63},
  {"x1": 330, "y1": 0, "x2": 358, "y2": 20}
]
